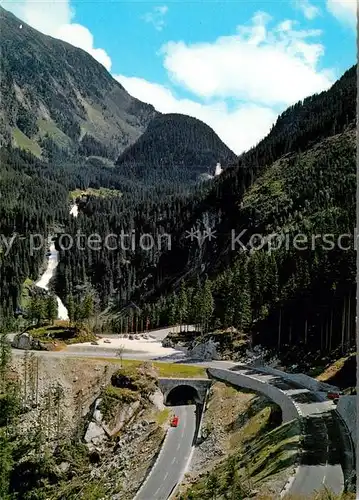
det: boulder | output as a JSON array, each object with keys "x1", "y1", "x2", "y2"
[
  {"x1": 149, "y1": 389, "x2": 165, "y2": 411},
  {"x1": 12, "y1": 332, "x2": 35, "y2": 350},
  {"x1": 84, "y1": 421, "x2": 106, "y2": 445},
  {"x1": 104, "y1": 400, "x2": 140, "y2": 436},
  {"x1": 188, "y1": 339, "x2": 220, "y2": 361},
  {"x1": 93, "y1": 398, "x2": 103, "y2": 423},
  {"x1": 162, "y1": 336, "x2": 175, "y2": 348}
]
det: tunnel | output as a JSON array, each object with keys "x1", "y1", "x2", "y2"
[{"x1": 165, "y1": 385, "x2": 200, "y2": 406}]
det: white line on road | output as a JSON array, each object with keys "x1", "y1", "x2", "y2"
[
  {"x1": 164, "y1": 472, "x2": 169, "y2": 481},
  {"x1": 171, "y1": 457, "x2": 176, "y2": 465}
]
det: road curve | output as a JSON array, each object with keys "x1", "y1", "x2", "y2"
[
  {"x1": 9, "y1": 342, "x2": 350, "y2": 498},
  {"x1": 207, "y1": 364, "x2": 346, "y2": 498},
  {"x1": 135, "y1": 405, "x2": 196, "y2": 500}
]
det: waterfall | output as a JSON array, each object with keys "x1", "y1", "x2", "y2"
[
  {"x1": 214, "y1": 162, "x2": 223, "y2": 176},
  {"x1": 70, "y1": 204, "x2": 79, "y2": 218},
  {"x1": 35, "y1": 240, "x2": 69, "y2": 320},
  {"x1": 34, "y1": 204, "x2": 78, "y2": 320}
]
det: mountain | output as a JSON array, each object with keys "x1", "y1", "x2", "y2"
[
  {"x1": 115, "y1": 113, "x2": 237, "y2": 184},
  {"x1": 54, "y1": 65, "x2": 356, "y2": 362},
  {"x1": 0, "y1": 6, "x2": 157, "y2": 160}
]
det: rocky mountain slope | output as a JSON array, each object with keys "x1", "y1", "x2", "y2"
[{"x1": 0, "y1": 6, "x2": 157, "y2": 160}]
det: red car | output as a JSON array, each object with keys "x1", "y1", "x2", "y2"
[
  {"x1": 327, "y1": 391, "x2": 341, "y2": 400},
  {"x1": 170, "y1": 416, "x2": 179, "y2": 427}
]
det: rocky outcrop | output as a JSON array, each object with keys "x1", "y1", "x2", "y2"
[
  {"x1": 84, "y1": 421, "x2": 106, "y2": 446},
  {"x1": 11, "y1": 332, "x2": 56, "y2": 351},
  {"x1": 12, "y1": 332, "x2": 34, "y2": 350},
  {"x1": 84, "y1": 398, "x2": 107, "y2": 448},
  {"x1": 188, "y1": 339, "x2": 220, "y2": 361},
  {"x1": 103, "y1": 400, "x2": 141, "y2": 437},
  {"x1": 149, "y1": 389, "x2": 165, "y2": 411}
]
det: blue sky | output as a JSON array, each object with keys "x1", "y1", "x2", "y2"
[{"x1": 4, "y1": 0, "x2": 356, "y2": 154}]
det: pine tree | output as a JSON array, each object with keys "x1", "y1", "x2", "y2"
[
  {"x1": 28, "y1": 296, "x2": 46, "y2": 326},
  {"x1": 46, "y1": 294, "x2": 58, "y2": 324},
  {"x1": 0, "y1": 331, "x2": 11, "y2": 393},
  {"x1": 0, "y1": 430, "x2": 13, "y2": 500},
  {"x1": 178, "y1": 282, "x2": 188, "y2": 332},
  {"x1": 201, "y1": 279, "x2": 214, "y2": 333},
  {"x1": 82, "y1": 294, "x2": 94, "y2": 323},
  {"x1": 67, "y1": 294, "x2": 75, "y2": 326}
]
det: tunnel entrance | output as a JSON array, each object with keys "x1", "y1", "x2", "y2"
[{"x1": 166, "y1": 385, "x2": 200, "y2": 406}]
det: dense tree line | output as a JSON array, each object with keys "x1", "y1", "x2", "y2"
[
  {"x1": 116, "y1": 113, "x2": 237, "y2": 184},
  {"x1": 55, "y1": 66, "x2": 356, "y2": 356},
  {"x1": 0, "y1": 62, "x2": 356, "y2": 361}
]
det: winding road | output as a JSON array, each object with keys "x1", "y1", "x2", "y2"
[
  {"x1": 135, "y1": 405, "x2": 196, "y2": 500},
  {"x1": 9, "y1": 340, "x2": 353, "y2": 499},
  {"x1": 208, "y1": 364, "x2": 350, "y2": 498}
]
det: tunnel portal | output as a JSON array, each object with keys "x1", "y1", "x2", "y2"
[{"x1": 165, "y1": 384, "x2": 200, "y2": 406}]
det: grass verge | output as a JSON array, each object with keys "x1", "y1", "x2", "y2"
[{"x1": 86, "y1": 358, "x2": 207, "y2": 379}]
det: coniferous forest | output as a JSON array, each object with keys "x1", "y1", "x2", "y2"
[{"x1": 0, "y1": 5, "x2": 357, "y2": 500}]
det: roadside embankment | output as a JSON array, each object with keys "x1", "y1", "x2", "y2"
[{"x1": 207, "y1": 367, "x2": 299, "y2": 422}]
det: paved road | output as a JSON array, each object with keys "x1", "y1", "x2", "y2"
[
  {"x1": 9, "y1": 340, "x2": 349, "y2": 498},
  {"x1": 211, "y1": 364, "x2": 346, "y2": 497},
  {"x1": 135, "y1": 405, "x2": 196, "y2": 500}
]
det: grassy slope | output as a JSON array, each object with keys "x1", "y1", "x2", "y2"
[
  {"x1": 179, "y1": 382, "x2": 300, "y2": 499},
  {"x1": 27, "y1": 320, "x2": 96, "y2": 345},
  {"x1": 88, "y1": 358, "x2": 207, "y2": 379},
  {"x1": 37, "y1": 118, "x2": 72, "y2": 149},
  {"x1": 12, "y1": 127, "x2": 42, "y2": 157},
  {"x1": 69, "y1": 187, "x2": 122, "y2": 200}
]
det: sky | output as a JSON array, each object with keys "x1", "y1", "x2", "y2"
[{"x1": 3, "y1": 0, "x2": 356, "y2": 154}]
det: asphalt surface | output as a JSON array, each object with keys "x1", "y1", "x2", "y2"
[
  {"x1": 135, "y1": 405, "x2": 196, "y2": 500},
  {"x1": 9, "y1": 337, "x2": 350, "y2": 498},
  {"x1": 219, "y1": 365, "x2": 346, "y2": 497}
]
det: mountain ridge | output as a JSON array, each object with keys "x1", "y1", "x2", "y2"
[
  {"x1": 0, "y1": 5, "x2": 158, "y2": 159},
  {"x1": 115, "y1": 113, "x2": 237, "y2": 184}
]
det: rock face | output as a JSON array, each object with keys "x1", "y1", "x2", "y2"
[
  {"x1": 188, "y1": 340, "x2": 220, "y2": 361},
  {"x1": 104, "y1": 400, "x2": 141, "y2": 436},
  {"x1": 336, "y1": 396, "x2": 357, "y2": 449},
  {"x1": 149, "y1": 389, "x2": 165, "y2": 411},
  {"x1": 11, "y1": 332, "x2": 55, "y2": 351},
  {"x1": 84, "y1": 398, "x2": 107, "y2": 448},
  {"x1": 84, "y1": 421, "x2": 106, "y2": 446},
  {"x1": 12, "y1": 332, "x2": 35, "y2": 350}
]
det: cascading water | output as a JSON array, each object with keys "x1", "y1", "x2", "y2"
[
  {"x1": 70, "y1": 204, "x2": 79, "y2": 217},
  {"x1": 35, "y1": 203, "x2": 79, "y2": 320},
  {"x1": 35, "y1": 240, "x2": 69, "y2": 320},
  {"x1": 214, "y1": 162, "x2": 223, "y2": 176}
]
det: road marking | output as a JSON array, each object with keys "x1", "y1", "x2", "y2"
[
  {"x1": 155, "y1": 487, "x2": 161, "y2": 496},
  {"x1": 322, "y1": 475, "x2": 326, "y2": 484},
  {"x1": 164, "y1": 472, "x2": 169, "y2": 481},
  {"x1": 171, "y1": 457, "x2": 176, "y2": 465}
]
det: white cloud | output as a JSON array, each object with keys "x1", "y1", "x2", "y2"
[
  {"x1": 114, "y1": 74, "x2": 277, "y2": 154},
  {"x1": 162, "y1": 11, "x2": 334, "y2": 106},
  {"x1": 326, "y1": 0, "x2": 356, "y2": 28},
  {"x1": 143, "y1": 5, "x2": 168, "y2": 31},
  {"x1": 5, "y1": 0, "x2": 112, "y2": 70},
  {"x1": 295, "y1": 0, "x2": 321, "y2": 20},
  {"x1": 4, "y1": 3, "x2": 338, "y2": 155},
  {"x1": 56, "y1": 24, "x2": 112, "y2": 70}
]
